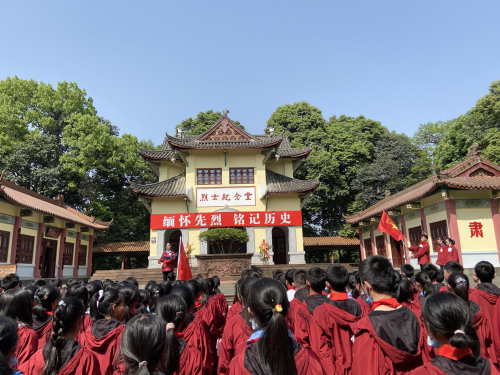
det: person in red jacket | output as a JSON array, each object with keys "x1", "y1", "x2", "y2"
[
  {"x1": 409, "y1": 234, "x2": 431, "y2": 269},
  {"x1": 409, "y1": 293, "x2": 499, "y2": 375},
  {"x1": 285, "y1": 269, "x2": 308, "y2": 332},
  {"x1": 227, "y1": 279, "x2": 244, "y2": 322},
  {"x1": 309, "y1": 264, "x2": 362, "y2": 374},
  {"x1": 32, "y1": 284, "x2": 60, "y2": 349},
  {"x1": 472, "y1": 261, "x2": 500, "y2": 322},
  {"x1": 227, "y1": 278, "x2": 324, "y2": 375},
  {"x1": 0, "y1": 289, "x2": 38, "y2": 374},
  {"x1": 158, "y1": 243, "x2": 178, "y2": 281},
  {"x1": 435, "y1": 236, "x2": 448, "y2": 272},
  {"x1": 27, "y1": 297, "x2": 99, "y2": 375},
  {"x1": 0, "y1": 316, "x2": 19, "y2": 374},
  {"x1": 444, "y1": 238, "x2": 460, "y2": 264}
]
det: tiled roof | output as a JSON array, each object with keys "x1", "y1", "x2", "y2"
[
  {"x1": 93, "y1": 241, "x2": 150, "y2": 253},
  {"x1": 303, "y1": 236, "x2": 360, "y2": 247},
  {"x1": 266, "y1": 170, "x2": 320, "y2": 194},
  {"x1": 138, "y1": 147, "x2": 175, "y2": 161},
  {"x1": 165, "y1": 133, "x2": 284, "y2": 150},
  {"x1": 442, "y1": 177, "x2": 500, "y2": 190},
  {"x1": 0, "y1": 177, "x2": 111, "y2": 230},
  {"x1": 274, "y1": 136, "x2": 312, "y2": 158},
  {"x1": 129, "y1": 173, "x2": 186, "y2": 198},
  {"x1": 442, "y1": 156, "x2": 500, "y2": 177}
]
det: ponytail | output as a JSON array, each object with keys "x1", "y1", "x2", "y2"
[
  {"x1": 89, "y1": 288, "x2": 123, "y2": 322},
  {"x1": 247, "y1": 278, "x2": 297, "y2": 375},
  {"x1": 415, "y1": 272, "x2": 434, "y2": 296},
  {"x1": 33, "y1": 285, "x2": 60, "y2": 318},
  {"x1": 348, "y1": 272, "x2": 359, "y2": 299},
  {"x1": 447, "y1": 273, "x2": 469, "y2": 302},
  {"x1": 136, "y1": 290, "x2": 150, "y2": 315},
  {"x1": 392, "y1": 271, "x2": 413, "y2": 303},
  {"x1": 149, "y1": 285, "x2": 165, "y2": 314},
  {"x1": 42, "y1": 297, "x2": 84, "y2": 375},
  {"x1": 0, "y1": 316, "x2": 18, "y2": 375},
  {"x1": 119, "y1": 284, "x2": 140, "y2": 324},
  {"x1": 446, "y1": 238, "x2": 456, "y2": 246}
]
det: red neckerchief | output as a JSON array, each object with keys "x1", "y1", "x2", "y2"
[
  {"x1": 288, "y1": 286, "x2": 295, "y2": 291},
  {"x1": 46, "y1": 312, "x2": 53, "y2": 316},
  {"x1": 329, "y1": 292, "x2": 349, "y2": 301},
  {"x1": 174, "y1": 332, "x2": 184, "y2": 339},
  {"x1": 438, "y1": 344, "x2": 472, "y2": 361},
  {"x1": 195, "y1": 296, "x2": 202, "y2": 309},
  {"x1": 370, "y1": 297, "x2": 401, "y2": 310}
]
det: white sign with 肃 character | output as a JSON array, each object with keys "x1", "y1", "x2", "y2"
[{"x1": 196, "y1": 187, "x2": 256, "y2": 208}]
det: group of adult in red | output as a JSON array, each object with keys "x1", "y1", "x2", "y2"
[{"x1": 409, "y1": 234, "x2": 460, "y2": 271}]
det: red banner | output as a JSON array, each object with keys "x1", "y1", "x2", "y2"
[{"x1": 151, "y1": 211, "x2": 302, "y2": 229}]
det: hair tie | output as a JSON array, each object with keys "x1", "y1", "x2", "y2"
[
  {"x1": 58, "y1": 301, "x2": 66, "y2": 307},
  {"x1": 154, "y1": 290, "x2": 160, "y2": 294},
  {"x1": 96, "y1": 290, "x2": 104, "y2": 308},
  {"x1": 455, "y1": 277, "x2": 467, "y2": 285},
  {"x1": 138, "y1": 361, "x2": 148, "y2": 368},
  {"x1": 166, "y1": 323, "x2": 175, "y2": 330},
  {"x1": 454, "y1": 330, "x2": 465, "y2": 335},
  {"x1": 273, "y1": 304, "x2": 283, "y2": 313}
]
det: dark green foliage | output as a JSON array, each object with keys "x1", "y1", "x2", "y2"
[{"x1": 199, "y1": 227, "x2": 249, "y2": 254}]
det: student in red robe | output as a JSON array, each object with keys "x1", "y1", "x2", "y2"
[
  {"x1": 227, "y1": 279, "x2": 244, "y2": 322},
  {"x1": 292, "y1": 267, "x2": 329, "y2": 347},
  {"x1": 285, "y1": 269, "x2": 308, "y2": 331},
  {"x1": 408, "y1": 293, "x2": 499, "y2": 375},
  {"x1": 227, "y1": 278, "x2": 324, "y2": 375},
  {"x1": 65, "y1": 284, "x2": 91, "y2": 343},
  {"x1": 119, "y1": 283, "x2": 140, "y2": 325},
  {"x1": 157, "y1": 295, "x2": 203, "y2": 375},
  {"x1": 446, "y1": 272, "x2": 495, "y2": 363},
  {"x1": 212, "y1": 276, "x2": 229, "y2": 323},
  {"x1": 354, "y1": 272, "x2": 372, "y2": 317},
  {"x1": 219, "y1": 276, "x2": 259, "y2": 375},
  {"x1": 26, "y1": 297, "x2": 99, "y2": 375},
  {"x1": 435, "y1": 237, "x2": 448, "y2": 272},
  {"x1": 415, "y1": 272, "x2": 435, "y2": 304},
  {"x1": 351, "y1": 255, "x2": 425, "y2": 374},
  {"x1": 0, "y1": 316, "x2": 20, "y2": 375},
  {"x1": 409, "y1": 235, "x2": 431, "y2": 269},
  {"x1": 32, "y1": 284, "x2": 60, "y2": 349},
  {"x1": 171, "y1": 284, "x2": 213, "y2": 374},
  {"x1": 84, "y1": 288, "x2": 126, "y2": 375},
  {"x1": 473, "y1": 261, "x2": 500, "y2": 322},
  {"x1": 120, "y1": 314, "x2": 166, "y2": 375},
  {"x1": 285, "y1": 269, "x2": 297, "y2": 301},
  {"x1": 310, "y1": 264, "x2": 362, "y2": 374},
  {"x1": 444, "y1": 238, "x2": 460, "y2": 264},
  {"x1": 0, "y1": 289, "x2": 39, "y2": 373},
  {"x1": 422, "y1": 264, "x2": 444, "y2": 294}
]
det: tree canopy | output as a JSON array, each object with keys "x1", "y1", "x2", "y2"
[{"x1": 175, "y1": 110, "x2": 244, "y2": 136}]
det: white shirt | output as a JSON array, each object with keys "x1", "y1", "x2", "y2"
[{"x1": 287, "y1": 289, "x2": 296, "y2": 302}]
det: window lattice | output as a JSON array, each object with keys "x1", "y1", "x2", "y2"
[
  {"x1": 230, "y1": 168, "x2": 254, "y2": 184},
  {"x1": 197, "y1": 169, "x2": 222, "y2": 185}
]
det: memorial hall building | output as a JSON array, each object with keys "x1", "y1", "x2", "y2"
[
  {"x1": 130, "y1": 113, "x2": 320, "y2": 267},
  {"x1": 345, "y1": 146, "x2": 500, "y2": 268}
]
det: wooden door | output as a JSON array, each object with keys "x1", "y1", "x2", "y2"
[
  {"x1": 272, "y1": 228, "x2": 287, "y2": 264},
  {"x1": 376, "y1": 235, "x2": 386, "y2": 257},
  {"x1": 390, "y1": 237, "x2": 404, "y2": 268},
  {"x1": 0, "y1": 230, "x2": 10, "y2": 263},
  {"x1": 429, "y1": 220, "x2": 448, "y2": 252},
  {"x1": 364, "y1": 238, "x2": 373, "y2": 257},
  {"x1": 78, "y1": 245, "x2": 87, "y2": 266},
  {"x1": 16, "y1": 234, "x2": 34, "y2": 264},
  {"x1": 41, "y1": 239, "x2": 57, "y2": 278},
  {"x1": 63, "y1": 243, "x2": 74, "y2": 268},
  {"x1": 409, "y1": 226, "x2": 422, "y2": 247}
]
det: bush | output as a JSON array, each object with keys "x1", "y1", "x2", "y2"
[{"x1": 199, "y1": 228, "x2": 250, "y2": 254}]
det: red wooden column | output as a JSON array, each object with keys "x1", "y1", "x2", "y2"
[
  {"x1": 490, "y1": 199, "x2": 500, "y2": 263},
  {"x1": 399, "y1": 214, "x2": 410, "y2": 264},
  {"x1": 9, "y1": 216, "x2": 22, "y2": 264},
  {"x1": 57, "y1": 228, "x2": 67, "y2": 278},
  {"x1": 359, "y1": 230, "x2": 365, "y2": 261},
  {"x1": 369, "y1": 225, "x2": 376, "y2": 255},
  {"x1": 73, "y1": 232, "x2": 81, "y2": 277},
  {"x1": 33, "y1": 223, "x2": 45, "y2": 278},
  {"x1": 87, "y1": 235, "x2": 94, "y2": 277},
  {"x1": 121, "y1": 253, "x2": 125, "y2": 270},
  {"x1": 445, "y1": 200, "x2": 463, "y2": 265}
]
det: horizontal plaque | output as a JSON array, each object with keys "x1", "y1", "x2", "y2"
[
  {"x1": 196, "y1": 187, "x2": 256, "y2": 208},
  {"x1": 21, "y1": 220, "x2": 39, "y2": 230}
]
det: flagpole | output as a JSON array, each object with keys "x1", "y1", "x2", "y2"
[{"x1": 176, "y1": 237, "x2": 182, "y2": 281}]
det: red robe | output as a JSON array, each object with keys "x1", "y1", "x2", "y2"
[
  {"x1": 26, "y1": 344, "x2": 100, "y2": 375},
  {"x1": 469, "y1": 301, "x2": 495, "y2": 363},
  {"x1": 16, "y1": 325, "x2": 39, "y2": 374},
  {"x1": 82, "y1": 320, "x2": 125, "y2": 375},
  {"x1": 355, "y1": 295, "x2": 372, "y2": 317},
  {"x1": 227, "y1": 302, "x2": 243, "y2": 322},
  {"x1": 286, "y1": 298, "x2": 301, "y2": 331},
  {"x1": 309, "y1": 300, "x2": 361, "y2": 374},
  {"x1": 435, "y1": 244, "x2": 447, "y2": 266},
  {"x1": 445, "y1": 245, "x2": 459, "y2": 263},
  {"x1": 218, "y1": 314, "x2": 252, "y2": 375},
  {"x1": 292, "y1": 294, "x2": 329, "y2": 347},
  {"x1": 184, "y1": 315, "x2": 213, "y2": 374},
  {"x1": 227, "y1": 343, "x2": 324, "y2": 375},
  {"x1": 76, "y1": 314, "x2": 92, "y2": 344},
  {"x1": 195, "y1": 300, "x2": 222, "y2": 359},
  {"x1": 409, "y1": 242, "x2": 430, "y2": 265},
  {"x1": 408, "y1": 357, "x2": 499, "y2": 375},
  {"x1": 474, "y1": 283, "x2": 500, "y2": 322},
  {"x1": 34, "y1": 320, "x2": 53, "y2": 350},
  {"x1": 174, "y1": 342, "x2": 203, "y2": 375}
]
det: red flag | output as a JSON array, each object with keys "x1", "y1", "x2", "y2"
[
  {"x1": 378, "y1": 211, "x2": 406, "y2": 242},
  {"x1": 177, "y1": 237, "x2": 193, "y2": 281}
]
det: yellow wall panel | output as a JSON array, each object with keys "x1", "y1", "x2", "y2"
[{"x1": 456, "y1": 208, "x2": 496, "y2": 251}]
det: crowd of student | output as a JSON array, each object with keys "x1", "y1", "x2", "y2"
[{"x1": 0, "y1": 256, "x2": 500, "y2": 374}]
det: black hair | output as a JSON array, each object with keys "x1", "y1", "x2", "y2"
[
  {"x1": 121, "y1": 315, "x2": 166, "y2": 375},
  {"x1": 120, "y1": 284, "x2": 140, "y2": 324},
  {"x1": 422, "y1": 263, "x2": 439, "y2": 282},
  {"x1": 136, "y1": 289, "x2": 150, "y2": 315},
  {"x1": 234, "y1": 279, "x2": 243, "y2": 303},
  {"x1": 415, "y1": 272, "x2": 434, "y2": 297},
  {"x1": 325, "y1": 264, "x2": 349, "y2": 292},
  {"x1": 24, "y1": 285, "x2": 39, "y2": 305},
  {"x1": 103, "y1": 279, "x2": 115, "y2": 290},
  {"x1": 247, "y1": 278, "x2": 297, "y2": 375},
  {"x1": 422, "y1": 293, "x2": 480, "y2": 358},
  {"x1": 437, "y1": 236, "x2": 445, "y2": 243},
  {"x1": 392, "y1": 271, "x2": 413, "y2": 303},
  {"x1": 89, "y1": 288, "x2": 124, "y2": 321},
  {"x1": 126, "y1": 277, "x2": 139, "y2": 287},
  {"x1": 277, "y1": 273, "x2": 287, "y2": 289},
  {"x1": 348, "y1": 272, "x2": 360, "y2": 299},
  {"x1": 445, "y1": 238, "x2": 455, "y2": 246},
  {"x1": 170, "y1": 285, "x2": 195, "y2": 311},
  {"x1": 33, "y1": 284, "x2": 60, "y2": 318},
  {"x1": 0, "y1": 289, "x2": 33, "y2": 326},
  {"x1": 240, "y1": 276, "x2": 259, "y2": 306},
  {"x1": 186, "y1": 280, "x2": 201, "y2": 300},
  {"x1": 148, "y1": 285, "x2": 165, "y2": 314},
  {"x1": 436, "y1": 271, "x2": 444, "y2": 283},
  {"x1": 306, "y1": 267, "x2": 326, "y2": 293},
  {"x1": 42, "y1": 297, "x2": 84, "y2": 375},
  {"x1": 444, "y1": 261, "x2": 463, "y2": 274},
  {"x1": 475, "y1": 261, "x2": 495, "y2": 283},
  {"x1": 242, "y1": 268, "x2": 260, "y2": 279},
  {"x1": 105, "y1": 282, "x2": 121, "y2": 292},
  {"x1": 292, "y1": 269, "x2": 306, "y2": 288},
  {"x1": 422, "y1": 234, "x2": 428, "y2": 240},
  {"x1": 86, "y1": 281, "x2": 102, "y2": 306},
  {"x1": 1, "y1": 273, "x2": 19, "y2": 291},
  {"x1": 34, "y1": 279, "x2": 47, "y2": 287},
  {"x1": 272, "y1": 269, "x2": 283, "y2": 280},
  {"x1": 157, "y1": 295, "x2": 187, "y2": 375},
  {"x1": 49, "y1": 278, "x2": 63, "y2": 288},
  {"x1": 212, "y1": 276, "x2": 221, "y2": 290},
  {"x1": 145, "y1": 281, "x2": 157, "y2": 295},
  {"x1": 205, "y1": 278, "x2": 215, "y2": 293},
  {"x1": 66, "y1": 285, "x2": 89, "y2": 312},
  {"x1": 400, "y1": 264, "x2": 415, "y2": 278},
  {"x1": 448, "y1": 273, "x2": 470, "y2": 303},
  {"x1": 358, "y1": 256, "x2": 395, "y2": 295},
  {"x1": 285, "y1": 269, "x2": 296, "y2": 286},
  {"x1": 161, "y1": 281, "x2": 173, "y2": 295},
  {"x1": 66, "y1": 279, "x2": 80, "y2": 289},
  {"x1": 0, "y1": 316, "x2": 18, "y2": 375}
]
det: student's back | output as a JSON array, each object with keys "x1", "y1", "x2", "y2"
[{"x1": 473, "y1": 261, "x2": 500, "y2": 321}]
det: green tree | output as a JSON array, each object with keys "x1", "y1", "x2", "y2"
[{"x1": 175, "y1": 110, "x2": 244, "y2": 136}]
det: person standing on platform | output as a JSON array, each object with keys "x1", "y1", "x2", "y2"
[
  {"x1": 435, "y1": 236, "x2": 448, "y2": 272},
  {"x1": 409, "y1": 234, "x2": 430, "y2": 270},
  {"x1": 444, "y1": 238, "x2": 460, "y2": 264},
  {"x1": 158, "y1": 243, "x2": 178, "y2": 281}
]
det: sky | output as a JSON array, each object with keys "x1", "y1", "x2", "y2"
[{"x1": 1, "y1": 1, "x2": 499, "y2": 144}]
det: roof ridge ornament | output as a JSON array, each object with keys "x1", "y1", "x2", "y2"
[
  {"x1": 467, "y1": 142, "x2": 481, "y2": 158},
  {"x1": 223, "y1": 109, "x2": 229, "y2": 117}
]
